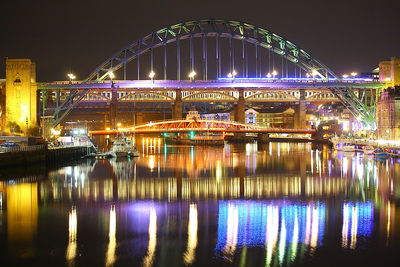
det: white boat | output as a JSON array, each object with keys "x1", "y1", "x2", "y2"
[
  {"x1": 342, "y1": 145, "x2": 356, "y2": 152},
  {"x1": 363, "y1": 146, "x2": 375, "y2": 155},
  {"x1": 111, "y1": 136, "x2": 139, "y2": 158}
]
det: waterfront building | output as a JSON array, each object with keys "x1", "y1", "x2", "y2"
[
  {"x1": 3, "y1": 59, "x2": 37, "y2": 134},
  {"x1": 250, "y1": 107, "x2": 295, "y2": 128},
  {"x1": 379, "y1": 57, "x2": 400, "y2": 85},
  {"x1": 376, "y1": 87, "x2": 400, "y2": 140}
]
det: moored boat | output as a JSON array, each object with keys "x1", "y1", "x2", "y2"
[
  {"x1": 111, "y1": 136, "x2": 139, "y2": 158},
  {"x1": 363, "y1": 146, "x2": 375, "y2": 155},
  {"x1": 342, "y1": 145, "x2": 356, "y2": 152}
]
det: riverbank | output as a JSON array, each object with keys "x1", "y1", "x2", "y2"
[{"x1": 0, "y1": 145, "x2": 94, "y2": 168}]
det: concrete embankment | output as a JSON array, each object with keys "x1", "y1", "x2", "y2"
[{"x1": 0, "y1": 146, "x2": 91, "y2": 168}]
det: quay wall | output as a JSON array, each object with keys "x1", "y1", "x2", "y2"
[{"x1": 0, "y1": 146, "x2": 91, "y2": 168}]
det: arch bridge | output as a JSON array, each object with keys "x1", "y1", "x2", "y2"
[
  {"x1": 89, "y1": 119, "x2": 316, "y2": 135},
  {"x1": 37, "y1": 19, "x2": 391, "y2": 128}
]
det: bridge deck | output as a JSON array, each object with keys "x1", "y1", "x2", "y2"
[{"x1": 38, "y1": 78, "x2": 389, "y2": 90}]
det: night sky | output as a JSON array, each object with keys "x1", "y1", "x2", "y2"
[{"x1": 1, "y1": 0, "x2": 399, "y2": 81}]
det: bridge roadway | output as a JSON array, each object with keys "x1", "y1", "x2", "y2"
[
  {"x1": 89, "y1": 119, "x2": 316, "y2": 135},
  {"x1": 38, "y1": 78, "x2": 388, "y2": 90}
]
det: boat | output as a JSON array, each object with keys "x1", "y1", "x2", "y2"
[
  {"x1": 342, "y1": 145, "x2": 356, "y2": 152},
  {"x1": 363, "y1": 146, "x2": 375, "y2": 155},
  {"x1": 86, "y1": 151, "x2": 116, "y2": 159},
  {"x1": 374, "y1": 148, "x2": 389, "y2": 158},
  {"x1": 111, "y1": 136, "x2": 139, "y2": 158}
]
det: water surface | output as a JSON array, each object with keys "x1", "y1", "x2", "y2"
[{"x1": 0, "y1": 142, "x2": 399, "y2": 266}]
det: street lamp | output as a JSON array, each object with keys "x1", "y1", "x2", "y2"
[
  {"x1": 272, "y1": 70, "x2": 278, "y2": 78},
  {"x1": 342, "y1": 74, "x2": 349, "y2": 79},
  {"x1": 108, "y1": 72, "x2": 115, "y2": 80},
  {"x1": 149, "y1": 70, "x2": 155, "y2": 80},
  {"x1": 67, "y1": 73, "x2": 76, "y2": 83},
  {"x1": 188, "y1": 70, "x2": 197, "y2": 81},
  {"x1": 227, "y1": 70, "x2": 237, "y2": 79},
  {"x1": 266, "y1": 73, "x2": 272, "y2": 78},
  {"x1": 351, "y1": 72, "x2": 358, "y2": 78}
]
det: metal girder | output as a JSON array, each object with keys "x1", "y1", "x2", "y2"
[
  {"x1": 46, "y1": 19, "x2": 384, "y2": 127},
  {"x1": 86, "y1": 19, "x2": 338, "y2": 82}
]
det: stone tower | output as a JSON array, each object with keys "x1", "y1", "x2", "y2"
[{"x1": 5, "y1": 59, "x2": 37, "y2": 133}]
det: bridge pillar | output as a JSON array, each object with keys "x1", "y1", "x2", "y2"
[
  {"x1": 234, "y1": 89, "x2": 246, "y2": 139},
  {"x1": 109, "y1": 85, "x2": 118, "y2": 129},
  {"x1": 257, "y1": 133, "x2": 270, "y2": 143},
  {"x1": 173, "y1": 89, "x2": 183, "y2": 119},
  {"x1": 234, "y1": 89, "x2": 246, "y2": 123},
  {"x1": 295, "y1": 90, "x2": 306, "y2": 129}
]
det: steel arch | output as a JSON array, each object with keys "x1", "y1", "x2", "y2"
[{"x1": 86, "y1": 19, "x2": 338, "y2": 81}]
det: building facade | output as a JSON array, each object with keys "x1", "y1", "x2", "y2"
[
  {"x1": 379, "y1": 57, "x2": 400, "y2": 86},
  {"x1": 5, "y1": 59, "x2": 37, "y2": 133},
  {"x1": 376, "y1": 87, "x2": 400, "y2": 140}
]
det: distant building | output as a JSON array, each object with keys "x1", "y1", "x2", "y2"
[
  {"x1": 246, "y1": 107, "x2": 295, "y2": 128},
  {"x1": 186, "y1": 107, "x2": 201, "y2": 120},
  {"x1": 201, "y1": 112, "x2": 230, "y2": 121},
  {"x1": 0, "y1": 79, "x2": 5, "y2": 133},
  {"x1": 376, "y1": 87, "x2": 400, "y2": 140},
  {"x1": 379, "y1": 57, "x2": 400, "y2": 85}
]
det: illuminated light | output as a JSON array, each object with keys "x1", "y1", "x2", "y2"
[
  {"x1": 108, "y1": 72, "x2": 115, "y2": 79},
  {"x1": 351, "y1": 72, "x2": 358, "y2": 77},
  {"x1": 66, "y1": 206, "x2": 77, "y2": 261},
  {"x1": 224, "y1": 204, "x2": 238, "y2": 260},
  {"x1": 384, "y1": 77, "x2": 392, "y2": 81},
  {"x1": 143, "y1": 208, "x2": 157, "y2": 267},
  {"x1": 278, "y1": 218, "x2": 287, "y2": 264},
  {"x1": 148, "y1": 70, "x2": 155, "y2": 79},
  {"x1": 188, "y1": 70, "x2": 197, "y2": 79},
  {"x1": 291, "y1": 214, "x2": 299, "y2": 262},
  {"x1": 67, "y1": 73, "x2": 76, "y2": 80},
  {"x1": 183, "y1": 204, "x2": 198, "y2": 264},
  {"x1": 265, "y1": 205, "x2": 279, "y2": 267},
  {"x1": 311, "y1": 70, "x2": 319, "y2": 77},
  {"x1": 310, "y1": 206, "x2": 320, "y2": 250},
  {"x1": 266, "y1": 73, "x2": 272, "y2": 78},
  {"x1": 350, "y1": 205, "x2": 358, "y2": 249},
  {"x1": 342, "y1": 74, "x2": 349, "y2": 78},
  {"x1": 50, "y1": 128, "x2": 61, "y2": 136},
  {"x1": 306, "y1": 73, "x2": 310, "y2": 78},
  {"x1": 106, "y1": 205, "x2": 116, "y2": 267},
  {"x1": 272, "y1": 70, "x2": 278, "y2": 77},
  {"x1": 342, "y1": 203, "x2": 349, "y2": 248},
  {"x1": 106, "y1": 127, "x2": 111, "y2": 131},
  {"x1": 117, "y1": 122, "x2": 122, "y2": 127}
]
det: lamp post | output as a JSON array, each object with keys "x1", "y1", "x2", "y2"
[
  {"x1": 227, "y1": 70, "x2": 237, "y2": 80},
  {"x1": 67, "y1": 73, "x2": 76, "y2": 84},
  {"x1": 272, "y1": 70, "x2": 278, "y2": 79},
  {"x1": 149, "y1": 70, "x2": 155, "y2": 82}
]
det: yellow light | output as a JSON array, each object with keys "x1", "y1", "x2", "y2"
[
  {"x1": 272, "y1": 70, "x2": 278, "y2": 76},
  {"x1": 148, "y1": 70, "x2": 155, "y2": 79},
  {"x1": 311, "y1": 70, "x2": 319, "y2": 77},
  {"x1": 67, "y1": 73, "x2": 76, "y2": 80},
  {"x1": 351, "y1": 72, "x2": 358, "y2": 77},
  {"x1": 188, "y1": 71, "x2": 197, "y2": 79},
  {"x1": 117, "y1": 122, "x2": 122, "y2": 127},
  {"x1": 342, "y1": 74, "x2": 349, "y2": 78},
  {"x1": 108, "y1": 72, "x2": 115, "y2": 79},
  {"x1": 106, "y1": 127, "x2": 110, "y2": 131}
]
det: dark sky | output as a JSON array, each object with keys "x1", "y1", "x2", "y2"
[{"x1": 1, "y1": 0, "x2": 399, "y2": 81}]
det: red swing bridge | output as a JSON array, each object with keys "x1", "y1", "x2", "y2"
[{"x1": 89, "y1": 119, "x2": 316, "y2": 135}]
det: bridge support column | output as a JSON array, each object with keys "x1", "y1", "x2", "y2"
[
  {"x1": 257, "y1": 133, "x2": 270, "y2": 143},
  {"x1": 234, "y1": 89, "x2": 246, "y2": 139},
  {"x1": 172, "y1": 89, "x2": 183, "y2": 119},
  {"x1": 295, "y1": 90, "x2": 306, "y2": 129},
  {"x1": 109, "y1": 85, "x2": 118, "y2": 129}
]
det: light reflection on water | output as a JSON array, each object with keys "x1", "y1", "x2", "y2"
[{"x1": 0, "y1": 142, "x2": 399, "y2": 266}]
